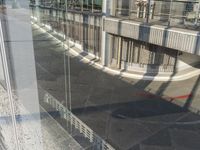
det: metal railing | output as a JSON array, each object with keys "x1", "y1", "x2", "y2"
[
  {"x1": 44, "y1": 92, "x2": 115, "y2": 150},
  {"x1": 30, "y1": 0, "x2": 102, "y2": 12},
  {"x1": 112, "y1": 0, "x2": 200, "y2": 30}
]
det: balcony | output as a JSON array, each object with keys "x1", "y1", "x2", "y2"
[
  {"x1": 104, "y1": 0, "x2": 200, "y2": 55},
  {"x1": 111, "y1": 0, "x2": 200, "y2": 29},
  {"x1": 30, "y1": 0, "x2": 103, "y2": 13}
]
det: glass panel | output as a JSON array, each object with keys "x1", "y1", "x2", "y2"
[
  {"x1": 112, "y1": 0, "x2": 200, "y2": 30},
  {"x1": 0, "y1": 0, "x2": 200, "y2": 150}
]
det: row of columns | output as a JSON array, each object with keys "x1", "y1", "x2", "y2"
[
  {"x1": 101, "y1": 0, "x2": 156, "y2": 66},
  {"x1": 68, "y1": 0, "x2": 97, "y2": 13},
  {"x1": 135, "y1": 0, "x2": 155, "y2": 19}
]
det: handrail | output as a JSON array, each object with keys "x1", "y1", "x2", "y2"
[{"x1": 43, "y1": 92, "x2": 115, "y2": 150}]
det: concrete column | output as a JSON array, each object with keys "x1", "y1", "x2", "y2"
[
  {"x1": 101, "y1": 0, "x2": 111, "y2": 66},
  {"x1": 35, "y1": 0, "x2": 41, "y2": 23},
  {"x1": 5, "y1": 0, "x2": 42, "y2": 120},
  {"x1": 1, "y1": 1, "x2": 43, "y2": 149},
  {"x1": 117, "y1": 37, "x2": 122, "y2": 69}
]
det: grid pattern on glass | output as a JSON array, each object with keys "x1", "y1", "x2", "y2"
[{"x1": 112, "y1": 0, "x2": 200, "y2": 29}]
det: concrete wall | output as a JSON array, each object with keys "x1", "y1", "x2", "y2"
[
  {"x1": 177, "y1": 52, "x2": 200, "y2": 71},
  {"x1": 109, "y1": 34, "x2": 177, "y2": 73},
  {"x1": 104, "y1": 17, "x2": 200, "y2": 56},
  {"x1": 41, "y1": 8, "x2": 102, "y2": 26}
]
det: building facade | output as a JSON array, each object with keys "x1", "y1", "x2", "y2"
[
  {"x1": 30, "y1": 0, "x2": 200, "y2": 75},
  {"x1": 0, "y1": 1, "x2": 200, "y2": 150},
  {"x1": 104, "y1": 0, "x2": 200, "y2": 73}
]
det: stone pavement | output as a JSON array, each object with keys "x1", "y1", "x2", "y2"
[
  {"x1": 32, "y1": 24, "x2": 200, "y2": 150},
  {"x1": 32, "y1": 23, "x2": 200, "y2": 82}
]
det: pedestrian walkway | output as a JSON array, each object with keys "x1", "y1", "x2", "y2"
[
  {"x1": 32, "y1": 23, "x2": 200, "y2": 82},
  {"x1": 32, "y1": 24, "x2": 200, "y2": 150}
]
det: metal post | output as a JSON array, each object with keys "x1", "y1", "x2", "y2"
[
  {"x1": 146, "y1": 0, "x2": 151, "y2": 23},
  {"x1": 92, "y1": 0, "x2": 94, "y2": 12},
  {"x1": 35, "y1": 0, "x2": 41, "y2": 23},
  {"x1": 81, "y1": 0, "x2": 83, "y2": 11},
  {"x1": 129, "y1": 0, "x2": 131, "y2": 19},
  {"x1": 168, "y1": 0, "x2": 173, "y2": 26},
  {"x1": 117, "y1": 37, "x2": 122, "y2": 69},
  {"x1": 101, "y1": 0, "x2": 110, "y2": 66},
  {"x1": 64, "y1": 0, "x2": 72, "y2": 134}
]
